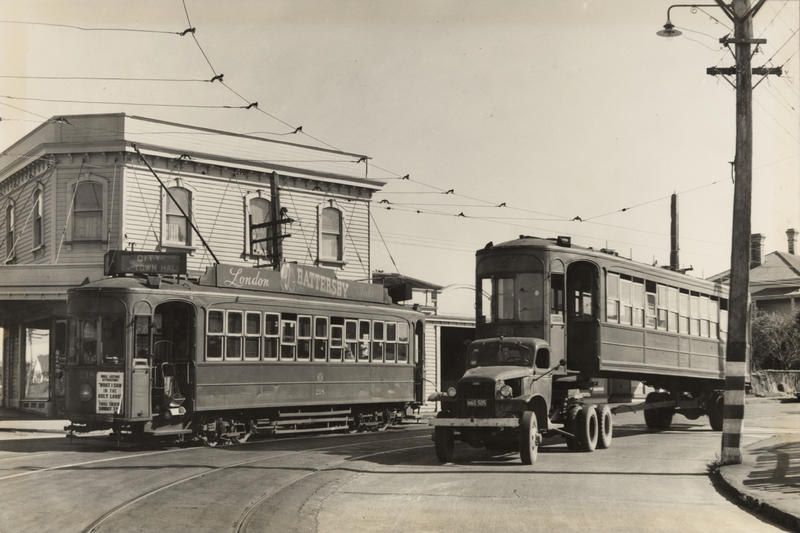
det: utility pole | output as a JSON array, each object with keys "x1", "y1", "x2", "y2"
[{"x1": 707, "y1": 0, "x2": 778, "y2": 465}]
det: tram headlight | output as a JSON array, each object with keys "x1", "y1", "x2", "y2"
[
  {"x1": 499, "y1": 384, "x2": 513, "y2": 398},
  {"x1": 446, "y1": 386, "x2": 457, "y2": 397},
  {"x1": 79, "y1": 383, "x2": 93, "y2": 402}
]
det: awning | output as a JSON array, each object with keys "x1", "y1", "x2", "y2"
[{"x1": 0, "y1": 264, "x2": 105, "y2": 300}]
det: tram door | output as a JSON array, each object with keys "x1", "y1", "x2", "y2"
[
  {"x1": 152, "y1": 302, "x2": 195, "y2": 414},
  {"x1": 566, "y1": 261, "x2": 600, "y2": 375}
]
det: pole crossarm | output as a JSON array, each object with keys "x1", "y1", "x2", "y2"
[{"x1": 706, "y1": 66, "x2": 782, "y2": 76}]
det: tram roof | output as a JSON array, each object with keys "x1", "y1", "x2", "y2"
[{"x1": 480, "y1": 235, "x2": 728, "y2": 294}]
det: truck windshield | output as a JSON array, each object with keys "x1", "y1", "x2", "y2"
[{"x1": 467, "y1": 341, "x2": 532, "y2": 368}]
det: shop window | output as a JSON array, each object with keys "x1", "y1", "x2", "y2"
[
  {"x1": 32, "y1": 188, "x2": 43, "y2": 249},
  {"x1": 226, "y1": 311, "x2": 243, "y2": 360},
  {"x1": 313, "y1": 316, "x2": 328, "y2": 361},
  {"x1": 73, "y1": 181, "x2": 104, "y2": 241},
  {"x1": 5, "y1": 202, "x2": 14, "y2": 262},
  {"x1": 206, "y1": 310, "x2": 224, "y2": 360},
  {"x1": 24, "y1": 328, "x2": 50, "y2": 399},
  {"x1": 247, "y1": 196, "x2": 272, "y2": 258},
  {"x1": 319, "y1": 206, "x2": 343, "y2": 262},
  {"x1": 244, "y1": 312, "x2": 261, "y2": 360},
  {"x1": 264, "y1": 313, "x2": 280, "y2": 360},
  {"x1": 165, "y1": 187, "x2": 191, "y2": 246}
]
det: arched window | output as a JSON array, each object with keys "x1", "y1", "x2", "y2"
[
  {"x1": 5, "y1": 203, "x2": 14, "y2": 260},
  {"x1": 248, "y1": 197, "x2": 272, "y2": 257},
  {"x1": 73, "y1": 181, "x2": 103, "y2": 240},
  {"x1": 32, "y1": 188, "x2": 43, "y2": 249},
  {"x1": 165, "y1": 187, "x2": 191, "y2": 246},
  {"x1": 319, "y1": 206, "x2": 343, "y2": 262}
]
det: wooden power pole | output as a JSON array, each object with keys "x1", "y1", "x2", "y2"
[{"x1": 708, "y1": 0, "x2": 778, "y2": 465}]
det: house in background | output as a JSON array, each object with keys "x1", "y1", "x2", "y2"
[
  {"x1": 0, "y1": 113, "x2": 383, "y2": 416},
  {"x1": 708, "y1": 229, "x2": 800, "y2": 314}
]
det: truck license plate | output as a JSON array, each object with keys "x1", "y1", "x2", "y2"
[{"x1": 466, "y1": 399, "x2": 487, "y2": 407}]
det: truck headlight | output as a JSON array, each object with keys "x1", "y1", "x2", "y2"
[
  {"x1": 447, "y1": 386, "x2": 457, "y2": 397},
  {"x1": 499, "y1": 384, "x2": 512, "y2": 398},
  {"x1": 79, "y1": 383, "x2": 93, "y2": 402}
]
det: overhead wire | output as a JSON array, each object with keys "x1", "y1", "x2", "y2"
[{"x1": 0, "y1": 19, "x2": 186, "y2": 35}]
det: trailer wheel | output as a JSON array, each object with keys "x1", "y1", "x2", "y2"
[
  {"x1": 434, "y1": 427, "x2": 455, "y2": 463},
  {"x1": 597, "y1": 404, "x2": 613, "y2": 449},
  {"x1": 575, "y1": 405, "x2": 598, "y2": 452},
  {"x1": 644, "y1": 392, "x2": 674, "y2": 430},
  {"x1": 707, "y1": 392, "x2": 724, "y2": 431},
  {"x1": 519, "y1": 411, "x2": 539, "y2": 465}
]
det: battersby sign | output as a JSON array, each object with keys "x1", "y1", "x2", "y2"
[{"x1": 209, "y1": 263, "x2": 388, "y2": 303}]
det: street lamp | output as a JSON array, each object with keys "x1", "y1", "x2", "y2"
[
  {"x1": 658, "y1": 0, "x2": 774, "y2": 466},
  {"x1": 656, "y1": 4, "x2": 720, "y2": 37}
]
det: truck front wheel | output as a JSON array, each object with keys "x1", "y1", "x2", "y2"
[
  {"x1": 519, "y1": 411, "x2": 539, "y2": 465},
  {"x1": 434, "y1": 427, "x2": 455, "y2": 463}
]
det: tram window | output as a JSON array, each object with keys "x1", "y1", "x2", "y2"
[
  {"x1": 264, "y1": 313, "x2": 280, "y2": 360},
  {"x1": 645, "y1": 284, "x2": 656, "y2": 329},
  {"x1": 81, "y1": 319, "x2": 98, "y2": 364},
  {"x1": 244, "y1": 312, "x2": 261, "y2": 361},
  {"x1": 656, "y1": 285, "x2": 668, "y2": 330},
  {"x1": 372, "y1": 321, "x2": 384, "y2": 362},
  {"x1": 496, "y1": 278, "x2": 515, "y2": 320},
  {"x1": 550, "y1": 274, "x2": 564, "y2": 322},
  {"x1": 207, "y1": 309, "x2": 224, "y2": 361},
  {"x1": 690, "y1": 294, "x2": 700, "y2": 336},
  {"x1": 385, "y1": 322, "x2": 397, "y2": 362},
  {"x1": 344, "y1": 319, "x2": 358, "y2": 361},
  {"x1": 68, "y1": 319, "x2": 79, "y2": 364},
  {"x1": 709, "y1": 299, "x2": 719, "y2": 338},
  {"x1": 700, "y1": 296, "x2": 710, "y2": 337},
  {"x1": 620, "y1": 279, "x2": 632, "y2": 325},
  {"x1": 719, "y1": 300, "x2": 728, "y2": 342},
  {"x1": 329, "y1": 325, "x2": 343, "y2": 361},
  {"x1": 226, "y1": 311, "x2": 243, "y2": 360},
  {"x1": 632, "y1": 281, "x2": 644, "y2": 327},
  {"x1": 297, "y1": 315, "x2": 312, "y2": 360},
  {"x1": 397, "y1": 322, "x2": 409, "y2": 363},
  {"x1": 101, "y1": 315, "x2": 124, "y2": 364},
  {"x1": 358, "y1": 320, "x2": 371, "y2": 361},
  {"x1": 679, "y1": 291, "x2": 690, "y2": 334},
  {"x1": 480, "y1": 277, "x2": 492, "y2": 324},
  {"x1": 134, "y1": 316, "x2": 151, "y2": 358},
  {"x1": 313, "y1": 317, "x2": 328, "y2": 361},
  {"x1": 281, "y1": 319, "x2": 297, "y2": 360},
  {"x1": 667, "y1": 287, "x2": 678, "y2": 333}
]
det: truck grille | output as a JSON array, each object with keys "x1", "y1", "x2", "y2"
[{"x1": 457, "y1": 380, "x2": 494, "y2": 417}]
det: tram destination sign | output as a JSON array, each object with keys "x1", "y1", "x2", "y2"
[{"x1": 104, "y1": 250, "x2": 187, "y2": 276}]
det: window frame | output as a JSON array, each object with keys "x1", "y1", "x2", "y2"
[
  {"x1": 317, "y1": 204, "x2": 344, "y2": 264},
  {"x1": 32, "y1": 186, "x2": 43, "y2": 250},
  {"x1": 280, "y1": 317, "x2": 297, "y2": 360},
  {"x1": 244, "y1": 311, "x2": 261, "y2": 361},
  {"x1": 296, "y1": 315, "x2": 312, "y2": 361},
  {"x1": 225, "y1": 310, "x2": 243, "y2": 361},
  {"x1": 263, "y1": 312, "x2": 280, "y2": 360},
  {"x1": 163, "y1": 185, "x2": 193, "y2": 248},
  {"x1": 206, "y1": 309, "x2": 225, "y2": 361},
  {"x1": 245, "y1": 193, "x2": 273, "y2": 259},
  {"x1": 329, "y1": 323, "x2": 344, "y2": 362}
]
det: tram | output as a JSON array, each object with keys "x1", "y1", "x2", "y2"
[{"x1": 62, "y1": 255, "x2": 425, "y2": 443}]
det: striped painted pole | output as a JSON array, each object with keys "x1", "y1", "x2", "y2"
[{"x1": 722, "y1": 358, "x2": 747, "y2": 463}]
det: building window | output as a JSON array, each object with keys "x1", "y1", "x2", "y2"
[
  {"x1": 32, "y1": 188, "x2": 43, "y2": 249},
  {"x1": 319, "y1": 206, "x2": 343, "y2": 262},
  {"x1": 247, "y1": 196, "x2": 272, "y2": 258},
  {"x1": 165, "y1": 187, "x2": 191, "y2": 246},
  {"x1": 5, "y1": 203, "x2": 14, "y2": 261},
  {"x1": 73, "y1": 181, "x2": 104, "y2": 241}
]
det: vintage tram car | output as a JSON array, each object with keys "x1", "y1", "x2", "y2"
[{"x1": 63, "y1": 260, "x2": 425, "y2": 443}]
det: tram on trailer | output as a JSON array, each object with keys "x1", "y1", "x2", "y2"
[
  {"x1": 63, "y1": 253, "x2": 425, "y2": 443},
  {"x1": 431, "y1": 235, "x2": 736, "y2": 463}
]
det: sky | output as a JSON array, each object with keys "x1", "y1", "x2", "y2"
[{"x1": 1, "y1": 0, "x2": 798, "y2": 316}]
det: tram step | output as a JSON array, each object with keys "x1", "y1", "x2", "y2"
[
  {"x1": 273, "y1": 424, "x2": 349, "y2": 435},
  {"x1": 275, "y1": 416, "x2": 351, "y2": 425},
  {"x1": 277, "y1": 408, "x2": 351, "y2": 417}
]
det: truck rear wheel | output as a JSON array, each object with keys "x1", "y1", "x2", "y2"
[
  {"x1": 597, "y1": 404, "x2": 613, "y2": 449},
  {"x1": 575, "y1": 405, "x2": 598, "y2": 452},
  {"x1": 519, "y1": 411, "x2": 539, "y2": 465},
  {"x1": 707, "y1": 392, "x2": 724, "y2": 431},
  {"x1": 434, "y1": 427, "x2": 455, "y2": 463}
]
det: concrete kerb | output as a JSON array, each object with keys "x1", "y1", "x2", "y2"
[{"x1": 712, "y1": 435, "x2": 800, "y2": 533}]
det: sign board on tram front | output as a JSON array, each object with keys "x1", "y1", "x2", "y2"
[{"x1": 104, "y1": 251, "x2": 187, "y2": 276}]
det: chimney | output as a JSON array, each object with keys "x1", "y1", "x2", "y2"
[
  {"x1": 787, "y1": 228, "x2": 797, "y2": 255},
  {"x1": 750, "y1": 233, "x2": 765, "y2": 268}
]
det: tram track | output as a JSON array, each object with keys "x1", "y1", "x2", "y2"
[{"x1": 81, "y1": 430, "x2": 430, "y2": 533}]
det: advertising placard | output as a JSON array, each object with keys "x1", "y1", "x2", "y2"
[{"x1": 96, "y1": 372, "x2": 124, "y2": 414}]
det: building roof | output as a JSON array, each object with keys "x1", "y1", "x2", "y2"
[{"x1": 709, "y1": 251, "x2": 800, "y2": 287}]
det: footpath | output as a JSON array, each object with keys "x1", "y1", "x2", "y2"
[{"x1": 1, "y1": 402, "x2": 799, "y2": 529}]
